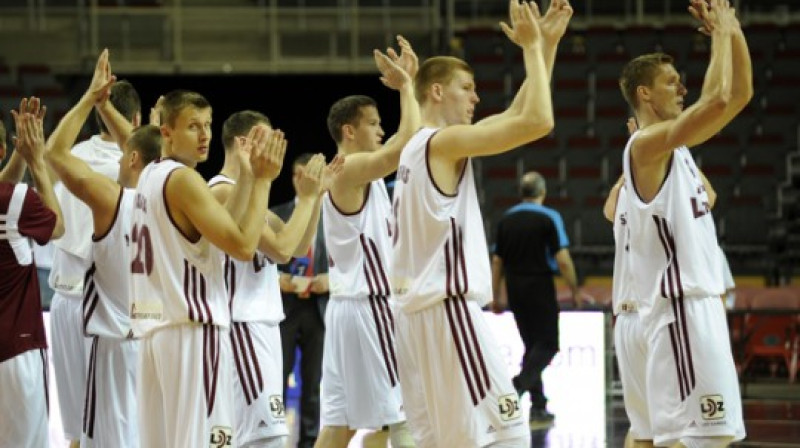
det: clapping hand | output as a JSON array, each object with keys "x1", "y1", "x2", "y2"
[
  {"x1": 500, "y1": 0, "x2": 543, "y2": 50},
  {"x1": 321, "y1": 154, "x2": 345, "y2": 192},
  {"x1": 11, "y1": 97, "x2": 47, "y2": 164},
  {"x1": 538, "y1": 0, "x2": 573, "y2": 46},
  {"x1": 296, "y1": 153, "x2": 325, "y2": 199},
  {"x1": 87, "y1": 49, "x2": 116, "y2": 105},
  {"x1": 241, "y1": 125, "x2": 286, "y2": 181}
]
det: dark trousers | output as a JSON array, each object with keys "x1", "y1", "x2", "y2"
[
  {"x1": 506, "y1": 274, "x2": 560, "y2": 410},
  {"x1": 280, "y1": 298, "x2": 325, "y2": 448}
]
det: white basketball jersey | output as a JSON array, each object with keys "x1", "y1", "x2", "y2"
[
  {"x1": 390, "y1": 127, "x2": 492, "y2": 313},
  {"x1": 208, "y1": 174, "x2": 284, "y2": 324},
  {"x1": 322, "y1": 179, "x2": 393, "y2": 299},
  {"x1": 130, "y1": 159, "x2": 230, "y2": 337},
  {"x1": 622, "y1": 132, "x2": 724, "y2": 329},
  {"x1": 83, "y1": 188, "x2": 135, "y2": 339},
  {"x1": 611, "y1": 185, "x2": 635, "y2": 314},
  {"x1": 51, "y1": 136, "x2": 121, "y2": 297}
]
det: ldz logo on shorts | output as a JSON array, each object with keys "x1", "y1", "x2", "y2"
[
  {"x1": 269, "y1": 395, "x2": 286, "y2": 417},
  {"x1": 700, "y1": 394, "x2": 725, "y2": 420},
  {"x1": 209, "y1": 426, "x2": 233, "y2": 447},
  {"x1": 498, "y1": 394, "x2": 521, "y2": 421}
]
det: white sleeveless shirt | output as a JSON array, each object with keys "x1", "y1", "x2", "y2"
[
  {"x1": 208, "y1": 174, "x2": 284, "y2": 324},
  {"x1": 611, "y1": 185, "x2": 635, "y2": 315},
  {"x1": 622, "y1": 131, "x2": 724, "y2": 330},
  {"x1": 83, "y1": 188, "x2": 135, "y2": 339},
  {"x1": 130, "y1": 159, "x2": 230, "y2": 337},
  {"x1": 322, "y1": 179, "x2": 393, "y2": 300},
  {"x1": 390, "y1": 127, "x2": 492, "y2": 313},
  {"x1": 51, "y1": 135, "x2": 121, "y2": 297}
]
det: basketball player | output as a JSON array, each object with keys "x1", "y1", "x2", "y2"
[
  {"x1": 47, "y1": 65, "x2": 141, "y2": 448},
  {"x1": 314, "y1": 38, "x2": 419, "y2": 448},
  {"x1": 44, "y1": 50, "x2": 160, "y2": 447},
  {"x1": 130, "y1": 89, "x2": 285, "y2": 448},
  {"x1": 618, "y1": 0, "x2": 750, "y2": 446},
  {"x1": 389, "y1": 1, "x2": 570, "y2": 446},
  {"x1": 209, "y1": 109, "x2": 333, "y2": 448},
  {"x1": 608, "y1": 118, "x2": 723, "y2": 448},
  {"x1": 0, "y1": 98, "x2": 63, "y2": 448}
]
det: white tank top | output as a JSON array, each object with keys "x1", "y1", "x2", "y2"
[
  {"x1": 323, "y1": 179, "x2": 393, "y2": 300},
  {"x1": 83, "y1": 188, "x2": 135, "y2": 339},
  {"x1": 130, "y1": 159, "x2": 230, "y2": 337},
  {"x1": 390, "y1": 127, "x2": 492, "y2": 313},
  {"x1": 51, "y1": 136, "x2": 121, "y2": 298},
  {"x1": 622, "y1": 132, "x2": 724, "y2": 329},
  {"x1": 611, "y1": 185, "x2": 635, "y2": 314},
  {"x1": 208, "y1": 174, "x2": 284, "y2": 324}
]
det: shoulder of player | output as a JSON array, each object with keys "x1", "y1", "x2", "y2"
[{"x1": 163, "y1": 166, "x2": 208, "y2": 201}]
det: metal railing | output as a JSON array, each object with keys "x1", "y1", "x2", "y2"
[
  {"x1": 1, "y1": 0, "x2": 797, "y2": 75},
  {"x1": 0, "y1": 1, "x2": 442, "y2": 74}
]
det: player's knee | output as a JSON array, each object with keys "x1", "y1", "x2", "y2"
[
  {"x1": 625, "y1": 431, "x2": 654, "y2": 448},
  {"x1": 677, "y1": 435, "x2": 735, "y2": 448},
  {"x1": 388, "y1": 421, "x2": 416, "y2": 448}
]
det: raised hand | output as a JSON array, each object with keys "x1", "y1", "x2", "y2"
[
  {"x1": 251, "y1": 126, "x2": 286, "y2": 181},
  {"x1": 149, "y1": 95, "x2": 165, "y2": 126},
  {"x1": 688, "y1": 0, "x2": 713, "y2": 35},
  {"x1": 374, "y1": 48, "x2": 412, "y2": 91},
  {"x1": 385, "y1": 35, "x2": 419, "y2": 79},
  {"x1": 296, "y1": 153, "x2": 325, "y2": 199},
  {"x1": 500, "y1": 0, "x2": 542, "y2": 49},
  {"x1": 689, "y1": 0, "x2": 738, "y2": 36},
  {"x1": 320, "y1": 154, "x2": 345, "y2": 192},
  {"x1": 87, "y1": 49, "x2": 116, "y2": 105},
  {"x1": 13, "y1": 96, "x2": 46, "y2": 123},
  {"x1": 237, "y1": 124, "x2": 267, "y2": 178},
  {"x1": 11, "y1": 97, "x2": 47, "y2": 163},
  {"x1": 538, "y1": 0, "x2": 573, "y2": 45},
  {"x1": 626, "y1": 117, "x2": 638, "y2": 135}
]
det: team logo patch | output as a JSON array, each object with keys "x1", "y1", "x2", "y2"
[
  {"x1": 498, "y1": 394, "x2": 521, "y2": 421},
  {"x1": 700, "y1": 394, "x2": 725, "y2": 420},
  {"x1": 209, "y1": 426, "x2": 233, "y2": 447},
  {"x1": 269, "y1": 395, "x2": 286, "y2": 418}
]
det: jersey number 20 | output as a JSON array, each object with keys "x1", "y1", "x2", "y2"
[{"x1": 131, "y1": 224, "x2": 154, "y2": 275}]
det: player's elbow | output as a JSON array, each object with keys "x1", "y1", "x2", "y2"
[
  {"x1": 228, "y1": 245, "x2": 256, "y2": 262},
  {"x1": 271, "y1": 250, "x2": 292, "y2": 265},
  {"x1": 742, "y1": 84, "x2": 754, "y2": 103},
  {"x1": 524, "y1": 116, "x2": 554, "y2": 142},
  {"x1": 293, "y1": 242, "x2": 311, "y2": 259},
  {"x1": 731, "y1": 85, "x2": 754, "y2": 113},
  {"x1": 534, "y1": 114, "x2": 555, "y2": 137},
  {"x1": 708, "y1": 91, "x2": 731, "y2": 111}
]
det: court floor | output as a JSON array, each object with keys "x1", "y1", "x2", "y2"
[{"x1": 282, "y1": 382, "x2": 800, "y2": 447}]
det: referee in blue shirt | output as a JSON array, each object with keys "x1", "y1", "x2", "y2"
[{"x1": 491, "y1": 171, "x2": 581, "y2": 423}]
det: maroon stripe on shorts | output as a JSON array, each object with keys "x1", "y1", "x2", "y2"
[
  {"x1": 230, "y1": 323, "x2": 252, "y2": 404},
  {"x1": 83, "y1": 337, "x2": 99, "y2": 438},
  {"x1": 445, "y1": 297, "x2": 479, "y2": 406},
  {"x1": 242, "y1": 323, "x2": 264, "y2": 396}
]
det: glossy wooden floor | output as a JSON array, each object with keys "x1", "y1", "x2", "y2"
[{"x1": 284, "y1": 380, "x2": 800, "y2": 447}]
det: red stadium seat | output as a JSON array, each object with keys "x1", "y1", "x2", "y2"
[{"x1": 740, "y1": 288, "x2": 800, "y2": 382}]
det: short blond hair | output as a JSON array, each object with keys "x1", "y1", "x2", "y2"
[
  {"x1": 161, "y1": 90, "x2": 211, "y2": 127},
  {"x1": 619, "y1": 52, "x2": 674, "y2": 110},
  {"x1": 414, "y1": 56, "x2": 473, "y2": 104}
]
